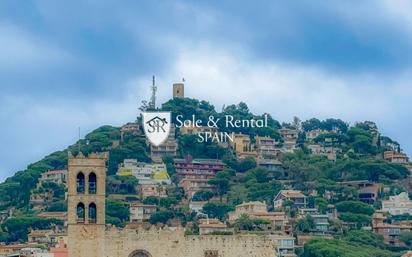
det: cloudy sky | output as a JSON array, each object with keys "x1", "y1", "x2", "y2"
[{"x1": 1, "y1": 0, "x2": 412, "y2": 181}]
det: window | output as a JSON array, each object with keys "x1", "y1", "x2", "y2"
[
  {"x1": 280, "y1": 239, "x2": 294, "y2": 247},
  {"x1": 77, "y1": 173, "x2": 85, "y2": 193},
  {"x1": 76, "y1": 202, "x2": 85, "y2": 223},
  {"x1": 89, "y1": 203, "x2": 97, "y2": 223},
  {"x1": 89, "y1": 172, "x2": 97, "y2": 194},
  {"x1": 384, "y1": 228, "x2": 401, "y2": 234}
]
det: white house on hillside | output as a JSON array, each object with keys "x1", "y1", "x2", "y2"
[{"x1": 382, "y1": 192, "x2": 412, "y2": 216}]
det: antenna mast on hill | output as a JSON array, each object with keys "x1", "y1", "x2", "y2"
[
  {"x1": 150, "y1": 75, "x2": 157, "y2": 109},
  {"x1": 78, "y1": 127, "x2": 81, "y2": 153}
]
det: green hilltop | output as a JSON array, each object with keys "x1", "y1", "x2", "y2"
[{"x1": 0, "y1": 97, "x2": 410, "y2": 257}]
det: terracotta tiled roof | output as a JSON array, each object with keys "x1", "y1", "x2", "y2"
[
  {"x1": 374, "y1": 223, "x2": 412, "y2": 229},
  {"x1": 28, "y1": 230, "x2": 49, "y2": 236},
  {"x1": 43, "y1": 170, "x2": 67, "y2": 175},
  {"x1": 279, "y1": 190, "x2": 305, "y2": 198},
  {"x1": 237, "y1": 201, "x2": 266, "y2": 207},
  {"x1": 38, "y1": 212, "x2": 67, "y2": 219},
  {"x1": 130, "y1": 203, "x2": 157, "y2": 208},
  {"x1": 198, "y1": 223, "x2": 227, "y2": 228}
]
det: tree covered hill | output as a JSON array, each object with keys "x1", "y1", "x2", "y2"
[
  {"x1": 0, "y1": 97, "x2": 409, "y2": 246},
  {"x1": 0, "y1": 97, "x2": 408, "y2": 211}
]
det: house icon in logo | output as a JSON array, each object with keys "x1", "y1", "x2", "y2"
[
  {"x1": 146, "y1": 116, "x2": 168, "y2": 133},
  {"x1": 142, "y1": 112, "x2": 172, "y2": 146}
]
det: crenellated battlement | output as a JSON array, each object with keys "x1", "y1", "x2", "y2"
[{"x1": 68, "y1": 151, "x2": 109, "y2": 160}]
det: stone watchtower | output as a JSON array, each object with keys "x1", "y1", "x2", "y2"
[
  {"x1": 173, "y1": 82, "x2": 184, "y2": 98},
  {"x1": 67, "y1": 152, "x2": 108, "y2": 257}
]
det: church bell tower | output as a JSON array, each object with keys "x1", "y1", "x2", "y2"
[{"x1": 67, "y1": 152, "x2": 108, "y2": 257}]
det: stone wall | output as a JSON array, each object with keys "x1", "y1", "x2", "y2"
[
  {"x1": 104, "y1": 226, "x2": 278, "y2": 257},
  {"x1": 67, "y1": 152, "x2": 283, "y2": 257},
  {"x1": 68, "y1": 225, "x2": 106, "y2": 257}
]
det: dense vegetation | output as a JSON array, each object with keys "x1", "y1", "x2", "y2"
[
  {"x1": 2, "y1": 217, "x2": 63, "y2": 243},
  {"x1": 0, "y1": 97, "x2": 409, "y2": 256},
  {"x1": 303, "y1": 237, "x2": 393, "y2": 257}
]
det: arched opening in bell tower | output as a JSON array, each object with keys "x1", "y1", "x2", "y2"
[
  {"x1": 76, "y1": 172, "x2": 85, "y2": 193},
  {"x1": 89, "y1": 172, "x2": 97, "y2": 194},
  {"x1": 76, "y1": 202, "x2": 85, "y2": 223},
  {"x1": 89, "y1": 202, "x2": 97, "y2": 223}
]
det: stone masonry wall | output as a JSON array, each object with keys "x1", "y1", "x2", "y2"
[{"x1": 104, "y1": 226, "x2": 277, "y2": 257}]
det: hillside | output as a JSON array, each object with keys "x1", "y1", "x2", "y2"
[{"x1": 0, "y1": 97, "x2": 410, "y2": 256}]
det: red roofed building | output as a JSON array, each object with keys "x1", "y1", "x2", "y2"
[
  {"x1": 274, "y1": 190, "x2": 307, "y2": 209},
  {"x1": 38, "y1": 212, "x2": 68, "y2": 221},
  {"x1": 198, "y1": 219, "x2": 229, "y2": 235},
  {"x1": 174, "y1": 155, "x2": 225, "y2": 180},
  {"x1": 39, "y1": 169, "x2": 67, "y2": 185},
  {"x1": 50, "y1": 240, "x2": 68, "y2": 257},
  {"x1": 179, "y1": 178, "x2": 215, "y2": 198}
]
